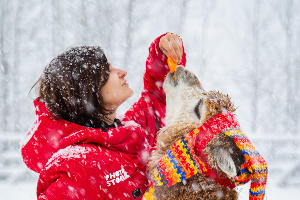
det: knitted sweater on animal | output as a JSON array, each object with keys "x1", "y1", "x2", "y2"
[{"x1": 148, "y1": 112, "x2": 268, "y2": 200}]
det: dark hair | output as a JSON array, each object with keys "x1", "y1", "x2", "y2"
[{"x1": 35, "y1": 46, "x2": 112, "y2": 128}]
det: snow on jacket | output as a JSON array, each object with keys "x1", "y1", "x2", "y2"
[{"x1": 21, "y1": 33, "x2": 186, "y2": 200}]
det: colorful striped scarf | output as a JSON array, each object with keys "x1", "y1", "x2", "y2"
[{"x1": 149, "y1": 112, "x2": 268, "y2": 200}]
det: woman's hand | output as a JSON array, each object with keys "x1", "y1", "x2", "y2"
[{"x1": 159, "y1": 33, "x2": 183, "y2": 64}]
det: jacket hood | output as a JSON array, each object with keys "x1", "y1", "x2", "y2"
[{"x1": 21, "y1": 99, "x2": 147, "y2": 173}]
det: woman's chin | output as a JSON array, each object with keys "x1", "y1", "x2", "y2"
[
  {"x1": 122, "y1": 88, "x2": 134, "y2": 102},
  {"x1": 129, "y1": 88, "x2": 134, "y2": 97}
]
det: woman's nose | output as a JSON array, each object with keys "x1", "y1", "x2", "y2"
[{"x1": 118, "y1": 69, "x2": 127, "y2": 79}]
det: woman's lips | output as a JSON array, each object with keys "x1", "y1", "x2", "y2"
[{"x1": 122, "y1": 81, "x2": 128, "y2": 87}]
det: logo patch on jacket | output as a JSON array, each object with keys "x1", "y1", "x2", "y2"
[
  {"x1": 132, "y1": 188, "x2": 142, "y2": 199},
  {"x1": 105, "y1": 168, "x2": 130, "y2": 187}
]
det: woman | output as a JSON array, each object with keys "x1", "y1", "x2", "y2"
[{"x1": 21, "y1": 33, "x2": 186, "y2": 200}]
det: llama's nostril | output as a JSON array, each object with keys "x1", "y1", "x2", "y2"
[{"x1": 168, "y1": 73, "x2": 178, "y2": 87}]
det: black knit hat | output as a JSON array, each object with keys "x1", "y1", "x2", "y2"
[{"x1": 39, "y1": 46, "x2": 112, "y2": 128}]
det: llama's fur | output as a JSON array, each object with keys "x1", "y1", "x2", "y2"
[{"x1": 148, "y1": 66, "x2": 245, "y2": 200}]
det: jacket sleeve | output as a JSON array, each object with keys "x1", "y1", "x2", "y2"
[{"x1": 123, "y1": 33, "x2": 186, "y2": 147}]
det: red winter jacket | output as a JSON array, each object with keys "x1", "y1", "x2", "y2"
[{"x1": 21, "y1": 33, "x2": 186, "y2": 200}]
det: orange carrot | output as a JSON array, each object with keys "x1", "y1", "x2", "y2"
[{"x1": 167, "y1": 57, "x2": 177, "y2": 79}]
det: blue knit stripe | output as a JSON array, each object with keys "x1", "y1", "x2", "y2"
[
  {"x1": 156, "y1": 166, "x2": 168, "y2": 185},
  {"x1": 249, "y1": 188, "x2": 265, "y2": 196},
  {"x1": 241, "y1": 149, "x2": 260, "y2": 156},
  {"x1": 166, "y1": 150, "x2": 186, "y2": 181},
  {"x1": 181, "y1": 136, "x2": 197, "y2": 167}
]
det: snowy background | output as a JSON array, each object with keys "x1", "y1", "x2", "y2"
[{"x1": 0, "y1": 0, "x2": 299, "y2": 199}]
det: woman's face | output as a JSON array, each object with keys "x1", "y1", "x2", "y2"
[{"x1": 100, "y1": 64, "x2": 133, "y2": 110}]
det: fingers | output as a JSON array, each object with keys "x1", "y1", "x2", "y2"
[
  {"x1": 169, "y1": 37, "x2": 179, "y2": 63},
  {"x1": 159, "y1": 33, "x2": 183, "y2": 64},
  {"x1": 177, "y1": 38, "x2": 183, "y2": 62},
  {"x1": 170, "y1": 37, "x2": 182, "y2": 63}
]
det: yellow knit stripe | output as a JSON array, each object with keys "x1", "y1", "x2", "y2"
[
  {"x1": 193, "y1": 128, "x2": 199, "y2": 139},
  {"x1": 179, "y1": 141, "x2": 198, "y2": 177},
  {"x1": 250, "y1": 185, "x2": 266, "y2": 193},
  {"x1": 223, "y1": 129, "x2": 243, "y2": 136},
  {"x1": 153, "y1": 168, "x2": 163, "y2": 186},
  {"x1": 143, "y1": 186, "x2": 156, "y2": 200}
]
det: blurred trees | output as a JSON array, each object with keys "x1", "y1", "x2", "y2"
[
  {"x1": 0, "y1": 0, "x2": 299, "y2": 184},
  {"x1": 0, "y1": 0, "x2": 299, "y2": 135},
  {"x1": 276, "y1": 0, "x2": 299, "y2": 134},
  {"x1": 0, "y1": 0, "x2": 9, "y2": 131},
  {"x1": 0, "y1": 1, "x2": 299, "y2": 132}
]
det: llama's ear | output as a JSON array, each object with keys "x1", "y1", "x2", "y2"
[
  {"x1": 222, "y1": 94, "x2": 236, "y2": 113},
  {"x1": 214, "y1": 147, "x2": 237, "y2": 178},
  {"x1": 198, "y1": 80, "x2": 204, "y2": 90}
]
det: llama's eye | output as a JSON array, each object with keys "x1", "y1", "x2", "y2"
[{"x1": 194, "y1": 99, "x2": 203, "y2": 119}]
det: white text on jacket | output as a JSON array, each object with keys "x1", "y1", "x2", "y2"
[{"x1": 105, "y1": 168, "x2": 130, "y2": 187}]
